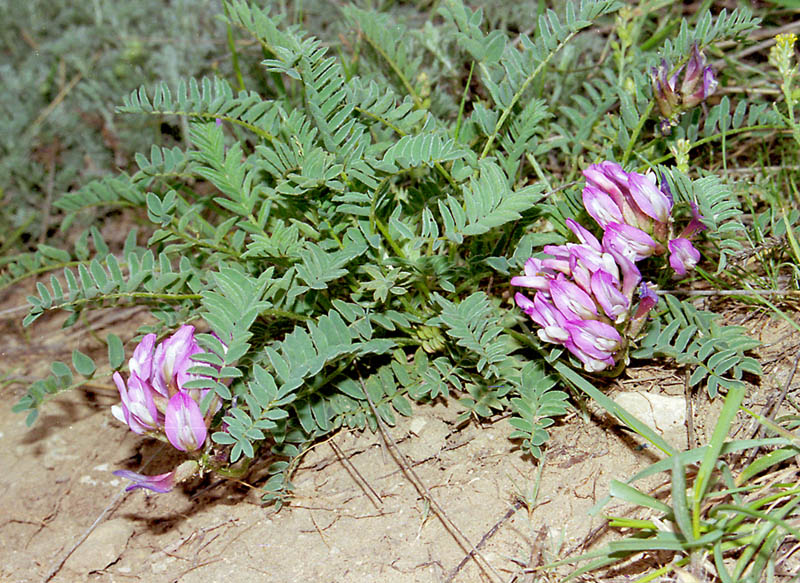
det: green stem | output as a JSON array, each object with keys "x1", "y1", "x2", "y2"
[
  {"x1": 0, "y1": 214, "x2": 36, "y2": 256},
  {"x1": 621, "y1": 101, "x2": 654, "y2": 166},
  {"x1": 454, "y1": 61, "x2": 474, "y2": 142},
  {"x1": 362, "y1": 35, "x2": 423, "y2": 110},
  {"x1": 223, "y1": 2, "x2": 246, "y2": 92},
  {"x1": 260, "y1": 308, "x2": 310, "y2": 322},
  {"x1": 480, "y1": 30, "x2": 580, "y2": 160},
  {"x1": 42, "y1": 291, "x2": 202, "y2": 312},
  {"x1": 644, "y1": 125, "x2": 778, "y2": 167}
]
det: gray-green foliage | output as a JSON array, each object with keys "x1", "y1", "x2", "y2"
[
  {"x1": 0, "y1": 0, "x2": 226, "y2": 247},
  {"x1": 11, "y1": 0, "x2": 769, "y2": 506}
]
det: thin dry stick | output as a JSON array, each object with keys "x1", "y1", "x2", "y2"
[
  {"x1": 444, "y1": 498, "x2": 524, "y2": 583},
  {"x1": 42, "y1": 445, "x2": 167, "y2": 583},
  {"x1": 329, "y1": 439, "x2": 383, "y2": 509},
  {"x1": 743, "y1": 351, "x2": 800, "y2": 467},
  {"x1": 0, "y1": 305, "x2": 30, "y2": 318},
  {"x1": 359, "y1": 381, "x2": 505, "y2": 583},
  {"x1": 28, "y1": 53, "x2": 101, "y2": 134},
  {"x1": 660, "y1": 289, "x2": 800, "y2": 297},
  {"x1": 684, "y1": 369, "x2": 696, "y2": 449},
  {"x1": 42, "y1": 492, "x2": 129, "y2": 582}
]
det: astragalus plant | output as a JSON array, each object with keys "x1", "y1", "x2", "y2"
[{"x1": 12, "y1": 8, "x2": 786, "y2": 574}]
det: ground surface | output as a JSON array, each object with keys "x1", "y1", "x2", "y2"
[{"x1": 1, "y1": 282, "x2": 798, "y2": 583}]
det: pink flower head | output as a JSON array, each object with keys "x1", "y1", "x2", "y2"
[
  {"x1": 111, "y1": 372, "x2": 162, "y2": 434},
  {"x1": 164, "y1": 391, "x2": 208, "y2": 452},
  {"x1": 583, "y1": 163, "x2": 670, "y2": 232},
  {"x1": 668, "y1": 238, "x2": 701, "y2": 277}
]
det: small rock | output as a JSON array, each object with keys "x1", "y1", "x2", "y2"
[
  {"x1": 409, "y1": 417, "x2": 427, "y2": 436},
  {"x1": 613, "y1": 391, "x2": 686, "y2": 436},
  {"x1": 404, "y1": 417, "x2": 449, "y2": 461},
  {"x1": 64, "y1": 518, "x2": 134, "y2": 573},
  {"x1": 79, "y1": 476, "x2": 98, "y2": 486}
]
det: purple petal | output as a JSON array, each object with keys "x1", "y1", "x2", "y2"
[
  {"x1": 682, "y1": 45, "x2": 705, "y2": 93},
  {"x1": 633, "y1": 282, "x2": 659, "y2": 320},
  {"x1": 516, "y1": 293, "x2": 570, "y2": 345},
  {"x1": 702, "y1": 66, "x2": 718, "y2": 97},
  {"x1": 591, "y1": 270, "x2": 629, "y2": 323},
  {"x1": 628, "y1": 173, "x2": 673, "y2": 223},
  {"x1": 668, "y1": 238, "x2": 701, "y2": 277},
  {"x1": 540, "y1": 246, "x2": 572, "y2": 274},
  {"x1": 129, "y1": 334, "x2": 156, "y2": 383},
  {"x1": 605, "y1": 247, "x2": 642, "y2": 297},
  {"x1": 153, "y1": 325, "x2": 200, "y2": 396},
  {"x1": 570, "y1": 245, "x2": 620, "y2": 282},
  {"x1": 565, "y1": 219, "x2": 601, "y2": 251},
  {"x1": 603, "y1": 223, "x2": 660, "y2": 261},
  {"x1": 566, "y1": 319, "x2": 622, "y2": 359},
  {"x1": 530, "y1": 294, "x2": 570, "y2": 344},
  {"x1": 550, "y1": 277, "x2": 598, "y2": 321},
  {"x1": 126, "y1": 375, "x2": 161, "y2": 431},
  {"x1": 112, "y1": 372, "x2": 159, "y2": 434},
  {"x1": 510, "y1": 274, "x2": 550, "y2": 290},
  {"x1": 113, "y1": 469, "x2": 175, "y2": 493},
  {"x1": 511, "y1": 257, "x2": 557, "y2": 291},
  {"x1": 680, "y1": 201, "x2": 708, "y2": 239},
  {"x1": 564, "y1": 336, "x2": 615, "y2": 372},
  {"x1": 582, "y1": 185, "x2": 624, "y2": 229},
  {"x1": 514, "y1": 292, "x2": 536, "y2": 314},
  {"x1": 165, "y1": 392, "x2": 207, "y2": 452},
  {"x1": 569, "y1": 259, "x2": 593, "y2": 295}
]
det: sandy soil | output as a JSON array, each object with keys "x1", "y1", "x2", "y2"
[{"x1": 1, "y1": 283, "x2": 798, "y2": 583}]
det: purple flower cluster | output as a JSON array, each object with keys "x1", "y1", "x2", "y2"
[
  {"x1": 112, "y1": 325, "x2": 219, "y2": 492},
  {"x1": 652, "y1": 45, "x2": 718, "y2": 134},
  {"x1": 512, "y1": 162, "x2": 704, "y2": 373}
]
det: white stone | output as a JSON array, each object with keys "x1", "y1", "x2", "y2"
[
  {"x1": 613, "y1": 391, "x2": 686, "y2": 435},
  {"x1": 409, "y1": 416, "x2": 427, "y2": 436}
]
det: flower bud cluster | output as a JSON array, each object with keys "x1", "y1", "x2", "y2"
[
  {"x1": 652, "y1": 45, "x2": 718, "y2": 134},
  {"x1": 512, "y1": 162, "x2": 704, "y2": 373},
  {"x1": 111, "y1": 325, "x2": 220, "y2": 492}
]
